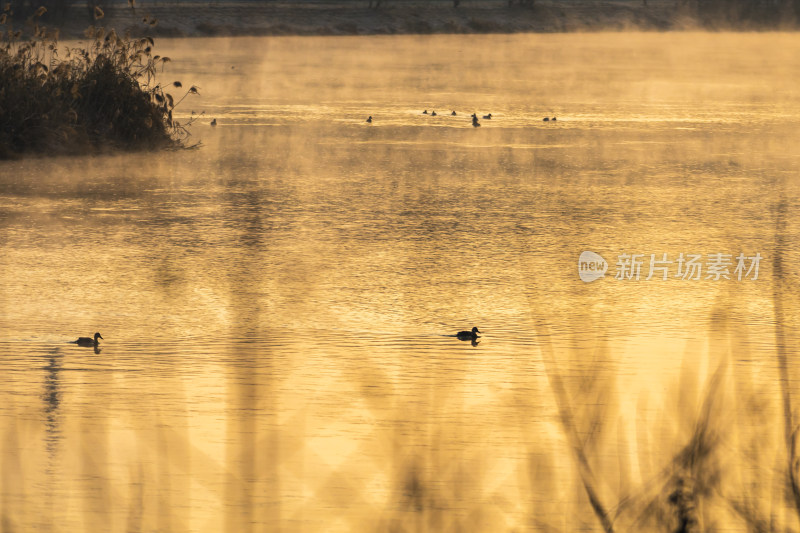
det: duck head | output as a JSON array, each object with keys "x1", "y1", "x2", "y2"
[
  {"x1": 94, "y1": 332, "x2": 103, "y2": 342},
  {"x1": 472, "y1": 327, "x2": 481, "y2": 334}
]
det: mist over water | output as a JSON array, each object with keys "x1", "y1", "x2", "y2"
[{"x1": 1, "y1": 32, "x2": 799, "y2": 531}]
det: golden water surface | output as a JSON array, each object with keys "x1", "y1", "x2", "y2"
[{"x1": 1, "y1": 32, "x2": 799, "y2": 532}]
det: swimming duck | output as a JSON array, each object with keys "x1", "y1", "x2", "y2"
[
  {"x1": 422, "y1": 110, "x2": 428, "y2": 114},
  {"x1": 73, "y1": 332, "x2": 103, "y2": 346},
  {"x1": 210, "y1": 118, "x2": 217, "y2": 126},
  {"x1": 472, "y1": 116, "x2": 481, "y2": 127},
  {"x1": 451, "y1": 110, "x2": 457, "y2": 116},
  {"x1": 552, "y1": 117, "x2": 557, "y2": 121},
  {"x1": 366, "y1": 116, "x2": 372, "y2": 123},
  {"x1": 482, "y1": 113, "x2": 492, "y2": 119},
  {"x1": 456, "y1": 327, "x2": 481, "y2": 340},
  {"x1": 543, "y1": 117, "x2": 549, "y2": 122},
  {"x1": 431, "y1": 111, "x2": 437, "y2": 116}
]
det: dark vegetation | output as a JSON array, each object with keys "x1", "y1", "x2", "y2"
[
  {"x1": 368, "y1": 0, "x2": 798, "y2": 25},
  {"x1": 366, "y1": 0, "x2": 795, "y2": 20},
  {"x1": 5, "y1": 0, "x2": 798, "y2": 41},
  {"x1": 368, "y1": 0, "x2": 532, "y2": 7},
  {"x1": 0, "y1": 3, "x2": 198, "y2": 159}
]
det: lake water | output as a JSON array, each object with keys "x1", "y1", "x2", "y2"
[{"x1": 1, "y1": 32, "x2": 799, "y2": 531}]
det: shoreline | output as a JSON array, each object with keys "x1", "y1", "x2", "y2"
[{"x1": 44, "y1": 1, "x2": 797, "y2": 40}]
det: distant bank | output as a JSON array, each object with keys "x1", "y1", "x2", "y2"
[{"x1": 46, "y1": 0, "x2": 799, "y2": 39}]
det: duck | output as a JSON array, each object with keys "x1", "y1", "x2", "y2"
[
  {"x1": 431, "y1": 111, "x2": 437, "y2": 116},
  {"x1": 422, "y1": 110, "x2": 428, "y2": 114},
  {"x1": 456, "y1": 327, "x2": 481, "y2": 340},
  {"x1": 552, "y1": 116, "x2": 557, "y2": 121},
  {"x1": 210, "y1": 118, "x2": 217, "y2": 126},
  {"x1": 366, "y1": 116, "x2": 372, "y2": 123},
  {"x1": 451, "y1": 110, "x2": 457, "y2": 116},
  {"x1": 472, "y1": 115, "x2": 481, "y2": 127},
  {"x1": 482, "y1": 113, "x2": 492, "y2": 119},
  {"x1": 543, "y1": 117, "x2": 549, "y2": 122},
  {"x1": 73, "y1": 332, "x2": 103, "y2": 347}
]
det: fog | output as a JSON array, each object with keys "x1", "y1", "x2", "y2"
[{"x1": 0, "y1": 32, "x2": 799, "y2": 531}]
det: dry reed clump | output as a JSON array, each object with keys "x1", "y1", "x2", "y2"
[{"x1": 0, "y1": 5, "x2": 199, "y2": 159}]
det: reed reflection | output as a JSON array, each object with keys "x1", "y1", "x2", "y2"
[
  {"x1": 42, "y1": 350, "x2": 63, "y2": 462},
  {"x1": 0, "y1": 32, "x2": 797, "y2": 532},
  {"x1": 41, "y1": 349, "x2": 63, "y2": 533},
  {"x1": 224, "y1": 184, "x2": 281, "y2": 533}
]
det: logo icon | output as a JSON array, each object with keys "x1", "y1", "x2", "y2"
[{"x1": 578, "y1": 251, "x2": 607, "y2": 282}]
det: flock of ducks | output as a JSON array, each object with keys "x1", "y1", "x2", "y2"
[
  {"x1": 366, "y1": 110, "x2": 556, "y2": 127},
  {"x1": 209, "y1": 112, "x2": 557, "y2": 127}
]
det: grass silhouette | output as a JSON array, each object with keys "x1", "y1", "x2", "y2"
[{"x1": 0, "y1": 4, "x2": 198, "y2": 158}]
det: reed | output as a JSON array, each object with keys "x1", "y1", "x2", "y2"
[{"x1": 0, "y1": 5, "x2": 198, "y2": 158}]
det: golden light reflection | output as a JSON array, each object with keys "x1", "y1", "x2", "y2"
[{"x1": 0, "y1": 32, "x2": 799, "y2": 532}]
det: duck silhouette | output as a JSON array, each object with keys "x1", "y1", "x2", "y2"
[
  {"x1": 552, "y1": 116, "x2": 557, "y2": 121},
  {"x1": 422, "y1": 110, "x2": 428, "y2": 114},
  {"x1": 543, "y1": 117, "x2": 549, "y2": 122},
  {"x1": 482, "y1": 113, "x2": 492, "y2": 119},
  {"x1": 455, "y1": 327, "x2": 481, "y2": 340},
  {"x1": 451, "y1": 110, "x2": 457, "y2": 116},
  {"x1": 366, "y1": 116, "x2": 372, "y2": 123},
  {"x1": 210, "y1": 118, "x2": 217, "y2": 126},
  {"x1": 472, "y1": 115, "x2": 481, "y2": 127},
  {"x1": 431, "y1": 111, "x2": 437, "y2": 116},
  {"x1": 72, "y1": 332, "x2": 103, "y2": 347}
]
